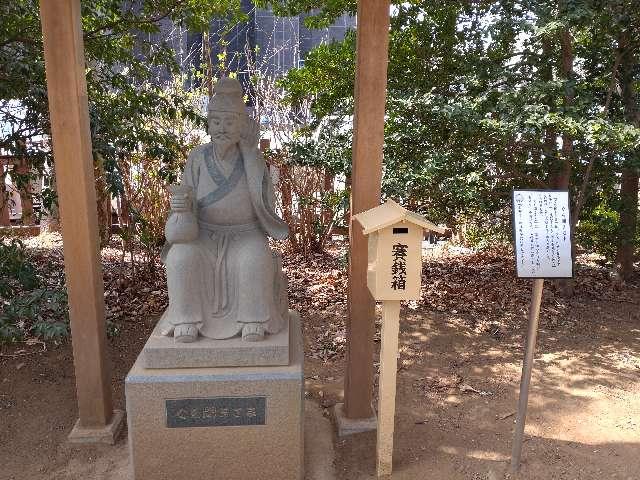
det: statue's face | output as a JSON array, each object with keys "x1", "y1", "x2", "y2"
[{"x1": 208, "y1": 111, "x2": 243, "y2": 151}]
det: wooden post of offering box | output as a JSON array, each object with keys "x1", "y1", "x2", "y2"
[{"x1": 354, "y1": 200, "x2": 444, "y2": 477}]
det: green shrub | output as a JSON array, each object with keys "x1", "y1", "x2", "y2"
[
  {"x1": 0, "y1": 239, "x2": 39, "y2": 297},
  {"x1": 0, "y1": 239, "x2": 69, "y2": 343},
  {"x1": 576, "y1": 202, "x2": 620, "y2": 261},
  {"x1": 575, "y1": 187, "x2": 640, "y2": 262},
  {"x1": 462, "y1": 218, "x2": 511, "y2": 250}
]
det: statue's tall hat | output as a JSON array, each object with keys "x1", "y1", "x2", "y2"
[{"x1": 208, "y1": 77, "x2": 246, "y2": 114}]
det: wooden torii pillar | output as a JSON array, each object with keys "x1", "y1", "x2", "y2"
[
  {"x1": 341, "y1": 0, "x2": 391, "y2": 426},
  {"x1": 39, "y1": 0, "x2": 124, "y2": 443}
]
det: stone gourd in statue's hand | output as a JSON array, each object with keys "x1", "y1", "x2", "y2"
[{"x1": 165, "y1": 184, "x2": 198, "y2": 244}]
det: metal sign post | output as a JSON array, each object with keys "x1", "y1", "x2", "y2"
[
  {"x1": 510, "y1": 190, "x2": 573, "y2": 472},
  {"x1": 510, "y1": 277, "x2": 544, "y2": 471}
]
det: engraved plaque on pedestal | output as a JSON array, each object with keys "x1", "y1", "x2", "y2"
[{"x1": 166, "y1": 396, "x2": 266, "y2": 428}]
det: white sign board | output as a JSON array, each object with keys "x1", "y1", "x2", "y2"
[{"x1": 512, "y1": 190, "x2": 572, "y2": 278}]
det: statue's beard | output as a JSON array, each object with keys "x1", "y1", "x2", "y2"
[{"x1": 211, "y1": 134, "x2": 238, "y2": 157}]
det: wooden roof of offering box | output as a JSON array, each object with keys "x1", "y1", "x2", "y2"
[
  {"x1": 353, "y1": 199, "x2": 445, "y2": 235},
  {"x1": 353, "y1": 199, "x2": 445, "y2": 301}
]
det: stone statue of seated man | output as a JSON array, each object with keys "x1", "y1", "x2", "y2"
[{"x1": 159, "y1": 77, "x2": 290, "y2": 343}]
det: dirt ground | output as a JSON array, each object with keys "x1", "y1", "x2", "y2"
[
  {"x1": 317, "y1": 299, "x2": 640, "y2": 480},
  {"x1": 1, "y1": 238, "x2": 639, "y2": 480}
]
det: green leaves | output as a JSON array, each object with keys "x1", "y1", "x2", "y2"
[
  {"x1": 1, "y1": 0, "x2": 228, "y2": 208},
  {"x1": 0, "y1": 238, "x2": 68, "y2": 343},
  {"x1": 257, "y1": 0, "x2": 356, "y2": 27},
  {"x1": 1, "y1": 288, "x2": 69, "y2": 342},
  {"x1": 0, "y1": 239, "x2": 39, "y2": 299},
  {"x1": 274, "y1": 0, "x2": 639, "y2": 254},
  {"x1": 286, "y1": 116, "x2": 353, "y2": 175},
  {"x1": 278, "y1": 32, "x2": 356, "y2": 119}
]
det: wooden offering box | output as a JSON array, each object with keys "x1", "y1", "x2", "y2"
[{"x1": 353, "y1": 200, "x2": 445, "y2": 301}]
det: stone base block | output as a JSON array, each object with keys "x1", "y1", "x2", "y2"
[
  {"x1": 126, "y1": 316, "x2": 304, "y2": 480},
  {"x1": 142, "y1": 311, "x2": 296, "y2": 368},
  {"x1": 68, "y1": 409, "x2": 125, "y2": 445},
  {"x1": 332, "y1": 403, "x2": 377, "y2": 437}
]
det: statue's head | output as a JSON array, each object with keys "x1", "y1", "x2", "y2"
[{"x1": 207, "y1": 77, "x2": 247, "y2": 152}]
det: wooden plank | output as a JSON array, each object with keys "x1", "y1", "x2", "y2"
[
  {"x1": 39, "y1": 0, "x2": 114, "y2": 429},
  {"x1": 376, "y1": 300, "x2": 401, "y2": 477},
  {"x1": 344, "y1": 0, "x2": 391, "y2": 419}
]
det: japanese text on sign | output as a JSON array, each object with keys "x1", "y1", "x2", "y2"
[
  {"x1": 512, "y1": 190, "x2": 572, "y2": 278},
  {"x1": 391, "y1": 243, "x2": 408, "y2": 290},
  {"x1": 166, "y1": 396, "x2": 266, "y2": 428}
]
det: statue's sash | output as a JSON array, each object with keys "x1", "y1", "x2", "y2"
[{"x1": 196, "y1": 144, "x2": 244, "y2": 209}]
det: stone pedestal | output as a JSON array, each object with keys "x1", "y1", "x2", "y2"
[
  {"x1": 126, "y1": 315, "x2": 304, "y2": 480},
  {"x1": 142, "y1": 313, "x2": 290, "y2": 368}
]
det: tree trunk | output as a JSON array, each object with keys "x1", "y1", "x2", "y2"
[
  {"x1": 94, "y1": 153, "x2": 111, "y2": 248},
  {"x1": 40, "y1": 207, "x2": 60, "y2": 233},
  {"x1": 16, "y1": 162, "x2": 34, "y2": 226},
  {"x1": 39, "y1": 169, "x2": 60, "y2": 233},
  {"x1": 541, "y1": 37, "x2": 557, "y2": 176},
  {"x1": 554, "y1": 27, "x2": 574, "y2": 191},
  {"x1": 618, "y1": 168, "x2": 639, "y2": 280},
  {"x1": 555, "y1": 23, "x2": 576, "y2": 296},
  {"x1": 202, "y1": 32, "x2": 214, "y2": 97},
  {"x1": 343, "y1": 173, "x2": 352, "y2": 228},
  {"x1": 279, "y1": 165, "x2": 296, "y2": 249},
  {"x1": 616, "y1": 31, "x2": 639, "y2": 281},
  {"x1": 322, "y1": 170, "x2": 334, "y2": 225},
  {"x1": 0, "y1": 164, "x2": 10, "y2": 226}
]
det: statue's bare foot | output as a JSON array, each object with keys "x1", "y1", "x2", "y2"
[
  {"x1": 242, "y1": 323, "x2": 265, "y2": 342},
  {"x1": 174, "y1": 324, "x2": 198, "y2": 343}
]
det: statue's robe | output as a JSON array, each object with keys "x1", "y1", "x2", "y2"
[{"x1": 159, "y1": 142, "x2": 289, "y2": 339}]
